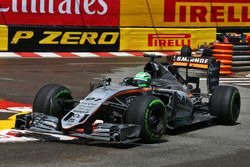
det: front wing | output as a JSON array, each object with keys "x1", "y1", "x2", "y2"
[{"x1": 29, "y1": 113, "x2": 141, "y2": 143}]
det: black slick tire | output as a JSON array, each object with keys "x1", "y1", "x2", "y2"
[
  {"x1": 125, "y1": 95, "x2": 166, "y2": 143},
  {"x1": 33, "y1": 84, "x2": 74, "y2": 119},
  {"x1": 210, "y1": 86, "x2": 241, "y2": 125},
  {"x1": 181, "y1": 45, "x2": 192, "y2": 57}
]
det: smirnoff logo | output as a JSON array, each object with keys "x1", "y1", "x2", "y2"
[
  {"x1": 0, "y1": 0, "x2": 108, "y2": 15},
  {"x1": 148, "y1": 34, "x2": 191, "y2": 47},
  {"x1": 174, "y1": 56, "x2": 209, "y2": 64}
]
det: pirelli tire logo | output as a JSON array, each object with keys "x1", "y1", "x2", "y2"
[
  {"x1": 8, "y1": 26, "x2": 120, "y2": 52},
  {"x1": 164, "y1": 0, "x2": 250, "y2": 25},
  {"x1": 148, "y1": 34, "x2": 191, "y2": 48}
]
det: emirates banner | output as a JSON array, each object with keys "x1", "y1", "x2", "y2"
[
  {"x1": 120, "y1": 28, "x2": 216, "y2": 51},
  {"x1": 120, "y1": 0, "x2": 250, "y2": 27},
  {"x1": 0, "y1": 0, "x2": 120, "y2": 26},
  {"x1": 0, "y1": 0, "x2": 249, "y2": 27}
]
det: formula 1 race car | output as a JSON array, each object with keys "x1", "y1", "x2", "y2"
[{"x1": 23, "y1": 47, "x2": 241, "y2": 143}]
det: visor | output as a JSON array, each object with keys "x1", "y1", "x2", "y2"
[{"x1": 134, "y1": 79, "x2": 148, "y2": 87}]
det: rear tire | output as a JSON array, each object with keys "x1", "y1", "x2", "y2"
[
  {"x1": 181, "y1": 46, "x2": 192, "y2": 57},
  {"x1": 210, "y1": 86, "x2": 241, "y2": 125},
  {"x1": 125, "y1": 95, "x2": 166, "y2": 143},
  {"x1": 33, "y1": 84, "x2": 74, "y2": 119}
]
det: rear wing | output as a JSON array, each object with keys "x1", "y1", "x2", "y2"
[
  {"x1": 172, "y1": 56, "x2": 211, "y2": 69},
  {"x1": 172, "y1": 56, "x2": 221, "y2": 93}
]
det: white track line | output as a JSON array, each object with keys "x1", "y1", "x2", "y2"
[
  {"x1": 35, "y1": 52, "x2": 61, "y2": 58},
  {"x1": 234, "y1": 83, "x2": 250, "y2": 85},
  {"x1": 220, "y1": 81, "x2": 250, "y2": 83},
  {"x1": 71, "y1": 52, "x2": 99, "y2": 58},
  {"x1": 143, "y1": 52, "x2": 168, "y2": 56},
  {"x1": 219, "y1": 78, "x2": 250, "y2": 81},
  {"x1": 0, "y1": 77, "x2": 15, "y2": 81},
  {"x1": 0, "y1": 109, "x2": 18, "y2": 113},
  {"x1": 108, "y1": 52, "x2": 135, "y2": 57},
  {"x1": 0, "y1": 52, "x2": 21, "y2": 58}
]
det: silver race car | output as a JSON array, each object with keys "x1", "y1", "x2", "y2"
[{"x1": 23, "y1": 48, "x2": 241, "y2": 143}]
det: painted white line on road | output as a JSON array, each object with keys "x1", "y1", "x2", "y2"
[
  {"x1": 220, "y1": 81, "x2": 250, "y2": 83},
  {"x1": 0, "y1": 130, "x2": 78, "y2": 143},
  {"x1": 7, "y1": 107, "x2": 32, "y2": 112},
  {"x1": 72, "y1": 52, "x2": 99, "y2": 57},
  {"x1": 200, "y1": 78, "x2": 250, "y2": 81},
  {"x1": 234, "y1": 83, "x2": 250, "y2": 85},
  {"x1": 0, "y1": 52, "x2": 21, "y2": 58},
  {"x1": 108, "y1": 52, "x2": 135, "y2": 57},
  {"x1": 0, "y1": 77, "x2": 15, "y2": 81},
  {"x1": 143, "y1": 52, "x2": 167, "y2": 56},
  {"x1": 0, "y1": 77, "x2": 25, "y2": 82},
  {"x1": 219, "y1": 78, "x2": 250, "y2": 81},
  {"x1": 0, "y1": 52, "x2": 180, "y2": 58},
  {"x1": 35, "y1": 52, "x2": 61, "y2": 58},
  {"x1": 0, "y1": 109, "x2": 18, "y2": 113}
]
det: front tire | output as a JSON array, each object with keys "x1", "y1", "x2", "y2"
[
  {"x1": 210, "y1": 86, "x2": 241, "y2": 125},
  {"x1": 125, "y1": 95, "x2": 166, "y2": 143},
  {"x1": 33, "y1": 84, "x2": 74, "y2": 119}
]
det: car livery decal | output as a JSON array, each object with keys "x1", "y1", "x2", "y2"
[{"x1": 61, "y1": 84, "x2": 145, "y2": 129}]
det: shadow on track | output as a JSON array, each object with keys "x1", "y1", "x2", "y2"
[
  {"x1": 58, "y1": 139, "x2": 142, "y2": 149},
  {"x1": 166, "y1": 121, "x2": 241, "y2": 136},
  {"x1": 53, "y1": 121, "x2": 241, "y2": 149}
]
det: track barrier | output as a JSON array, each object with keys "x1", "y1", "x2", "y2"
[{"x1": 212, "y1": 43, "x2": 250, "y2": 74}]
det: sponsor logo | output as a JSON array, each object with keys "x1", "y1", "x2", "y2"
[
  {"x1": 148, "y1": 34, "x2": 191, "y2": 47},
  {"x1": 0, "y1": 0, "x2": 108, "y2": 15},
  {"x1": 164, "y1": 0, "x2": 250, "y2": 23},
  {"x1": 11, "y1": 31, "x2": 119, "y2": 45},
  {"x1": 174, "y1": 56, "x2": 209, "y2": 64},
  {"x1": 0, "y1": 0, "x2": 119, "y2": 26}
]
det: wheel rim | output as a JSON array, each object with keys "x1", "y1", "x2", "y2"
[
  {"x1": 50, "y1": 93, "x2": 73, "y2": 118},
  {"x1": 149, "y1": 107, "x2": 165, "y2": 134}
]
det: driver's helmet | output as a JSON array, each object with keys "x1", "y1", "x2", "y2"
[{"x1": 133, "y1": 72, "x2": 151, "y2": 87}]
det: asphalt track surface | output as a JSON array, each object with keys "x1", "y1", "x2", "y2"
[{"x1": 0, "y1": 57, "x2": 250, "y2": 167}]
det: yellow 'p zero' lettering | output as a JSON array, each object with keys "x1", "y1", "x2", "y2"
[
  {"x1": 60, "y1": 32, "x2": 82, "y2": 44},
  {"x1": 11, "y1": 31, "x2": 34, "y2": 44},
  {"x1": 79, "y1": 32, "x2": 98, "y2": 45},
  {"x1": 98, "y1": 32, "x2": 119, "y2": 44},
  {"x1": 39, "y1": 31, "x2": 62, "y2": 44}
]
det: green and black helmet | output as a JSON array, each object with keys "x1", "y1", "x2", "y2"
[{"x1": 133, "y1": 72, "x2": 151, "y2": 87}]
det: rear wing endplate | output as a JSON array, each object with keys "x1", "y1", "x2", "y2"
[{"x1": 172, "y1": 56, "x2": 220, "y2": 93}]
